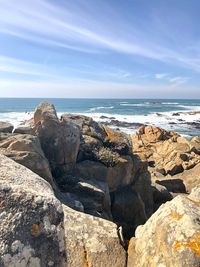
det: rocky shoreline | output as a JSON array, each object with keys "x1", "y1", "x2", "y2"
[{"x1": 0, "y1": 102, "x2": 199, "y2": 267}]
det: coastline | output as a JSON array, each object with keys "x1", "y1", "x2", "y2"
[
  {"x1": 0, "y1": 101, "x2": 199, "y2": 267},
  {"x1": 1, "y1": 107, "x2": 200, "y2": 138}
]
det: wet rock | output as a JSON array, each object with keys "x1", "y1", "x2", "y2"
[{"x1": 103, "y1": 119, "x2": 143, "y2": 129}]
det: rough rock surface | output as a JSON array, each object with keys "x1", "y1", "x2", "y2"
[
  {"x1": 14, "y1": 118, "x2": 35, "y2": 135},
  {"x1": 57, "y1": 174, "x2": 112, "y2": 220},
  {"x1": 0, "y1": 154, "x2": 66, "y2": 267},
  {"x1": 132, "y1": 125, "x2": 200, "y2": 175},
  {"x1": 63, "y1": 205, "x2": 127, "y2": 267},
  {"x1": 63, "y1": 112, "x2": 153, "y2": 219},
  {"x1": 111, "y1": 186, "x2": 147, "y2": 239},
  {"x1": 132, "y1": 125, "x2": 200, "y2": 201},
  {"x1": 0, "y1": 132, "x2": 53, "y2": 186},
  {"x1": 0, "y1": 121, "x2": 14, "y2": 133},
  {"x1": 128, "y1": 186, "x2": 200, "y2": 267},
  {"x1": 33, "y1": 102, "x2": 80, "y2": 177}
]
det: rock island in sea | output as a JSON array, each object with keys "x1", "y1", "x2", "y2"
[{"x1": 0, "y1": 102, "x2": 199, "y2": 267}]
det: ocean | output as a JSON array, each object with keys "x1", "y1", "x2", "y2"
[{"x1": 1, "y1": 98, "x2": 200, "y2": 137}]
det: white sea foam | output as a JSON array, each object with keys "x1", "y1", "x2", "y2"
[
  {"x1": 0, "y1": 106, "x2": 200, "y2": 136},
  {"x1": 0, "y1": 112, "x2": 33, "y2": 128},
  {"x1": 88, "y1": 106, "x2": 114, "y2": 111},
  {"x1": 161, "y1": 102, "x2": 180, "y2": 105}
]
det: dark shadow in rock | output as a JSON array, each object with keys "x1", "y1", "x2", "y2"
[
  {"x1": 110, "y1": 186, "x2": 147, "y2": 240},
  {"x1": 155, "y1": 179, "x2": 187, "y2": 193}
]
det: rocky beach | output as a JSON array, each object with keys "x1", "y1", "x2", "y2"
[{"x1": 0, "y1": 101, "x2": 199, "y2": 267}]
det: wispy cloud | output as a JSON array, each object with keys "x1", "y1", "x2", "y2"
[
  {"x1": 0, "y1": 0, "x2": 200, "y2": 73},
  {"x1": 154, "y1": 72, "x2": 190, "y2": 87},
  {"x1": 0, "y1": 55, "x2": 133, "y2": 82},
  {"x1": 155, "y1": 73, "x2": 169, "y2": 79},
  {"x1": 169, "y1": 76, "x2": 190, "y2": 87}
]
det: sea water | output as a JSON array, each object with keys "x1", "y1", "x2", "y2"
[{"x1": 0, "y1": 98, "x2": 200, "y2": 137}]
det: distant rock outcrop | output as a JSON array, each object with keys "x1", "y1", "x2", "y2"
[
  {"x1": 132, "y1": 125, "x2": 200, "y2": 209},
  {"x1": 0, "y1": 121, "x2": 14, "y2": 133}
]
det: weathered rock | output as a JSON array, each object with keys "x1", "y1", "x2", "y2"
[
  {"x1": 63, "y1": 205, "x2": 127, "y2": 267},
  {"x1": 171, "y1": 163, "x2": 200, "y2": 193},
  {"x1": 57, "y1": 174, "x2": 112, "y2": 220},
  {"x1": 135, "y1": 125, "x2": 177, "y2": 143},
  {"x1": 132, "y1": 126, "x2": 200, "y2": 196},
  {"x1": 14, "y1": 118, "x2": 35, "y2": 135},
  {"x1": 61, "y1": 113, "x2": 106, "y2": 142},
  {"x1": 0, "y1": 154, "x2": 66, "y2": 267},
  {"x1": 155, "y1": 178, "x2": 187, "y2": 193},
  {"x1": 33, "y1": 102, "x2": 80, "y2": 177},
  {"x1": 111, "y1": 186, "x2": 147, "y2": 240},
  {"x1": 0, "y1": 121, "x2": 14, "y2": 133},
  {"x1": 128, "y1": 186, "x2": 200, "y2": 267},
  {"x1": 103, "y1": 126, "x2": 132, "y2": 155},
  {"x1": 74, "y1": 157, "x2": 134, "y2": 192},
  {"x1": 0, "y1": 133, "x2": 53, "y2": 185},
  {"x1": 74, "y1": 156, "x2": 153, "y2": 217},
  {"x1": 74, "y1": 160, "x2": 108, "y2": 182},
  {"x1": 62, "y1": 112, "x2": 153, "y2": 216},
  {"x1": 151, "y1": 181, "x2": 173, "y2": 210}
]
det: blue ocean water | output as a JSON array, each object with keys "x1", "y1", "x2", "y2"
[
  {"x1": 0, "y1": 98, "x2": 200, "y2": 137},
  {"x1": 0, "y1": 98, "x2": 200, "y2": 114}
]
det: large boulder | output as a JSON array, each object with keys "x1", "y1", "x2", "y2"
[
  {"x1": 74, "y1": 157, "x2": 153, "y2": 217},
  {"x1": 63, "y1": 205, "x2": 127, "y2": 267},
  {"x1": 0, "y1": 132, "x2": 53, "y2": 186},
  {"x1": 0, "y1": 154, "x2": 66, "y2": 267},
  {"x1": 61, "y1": 113, "x2": 106, "y2": 142},
  {"x1": 33, "y1": 102, "x2": 80, "y2": 177},
  {"x1": 127, "y1": 186, "x2": 200, "y2": 267},
  {"x1": 0, "y1": 121, "x2": 14, "y2": 133}
]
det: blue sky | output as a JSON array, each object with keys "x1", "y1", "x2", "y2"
[{"x1": 0, "y1": 0, "x2": 200, "y2": 98}]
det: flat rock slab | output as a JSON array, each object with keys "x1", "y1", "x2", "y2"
[{"x1": 64, "y1": 205, "x2": 127, "y2": 267}]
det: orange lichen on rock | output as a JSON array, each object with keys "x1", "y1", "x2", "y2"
[
  {"x1": 171, "y1": 211, "x2": 184, "y2": 221},
  {"x1": 173, "y1": 233, "x2": 200, "y2": 257},
  {"x1": 31, "y1": 223, "x2": 41, "y2": 237},
  {"x1": 103, "y1": 126, "x2": 121, "y2": 143}
]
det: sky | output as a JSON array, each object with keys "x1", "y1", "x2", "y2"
[{"x1": 0, "y1": 0, "x2": 200, "y2": 98}]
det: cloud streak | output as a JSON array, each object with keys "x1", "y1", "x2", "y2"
[{"x1": 0, "y1": 0, "x2": 200, "y2": 73}]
